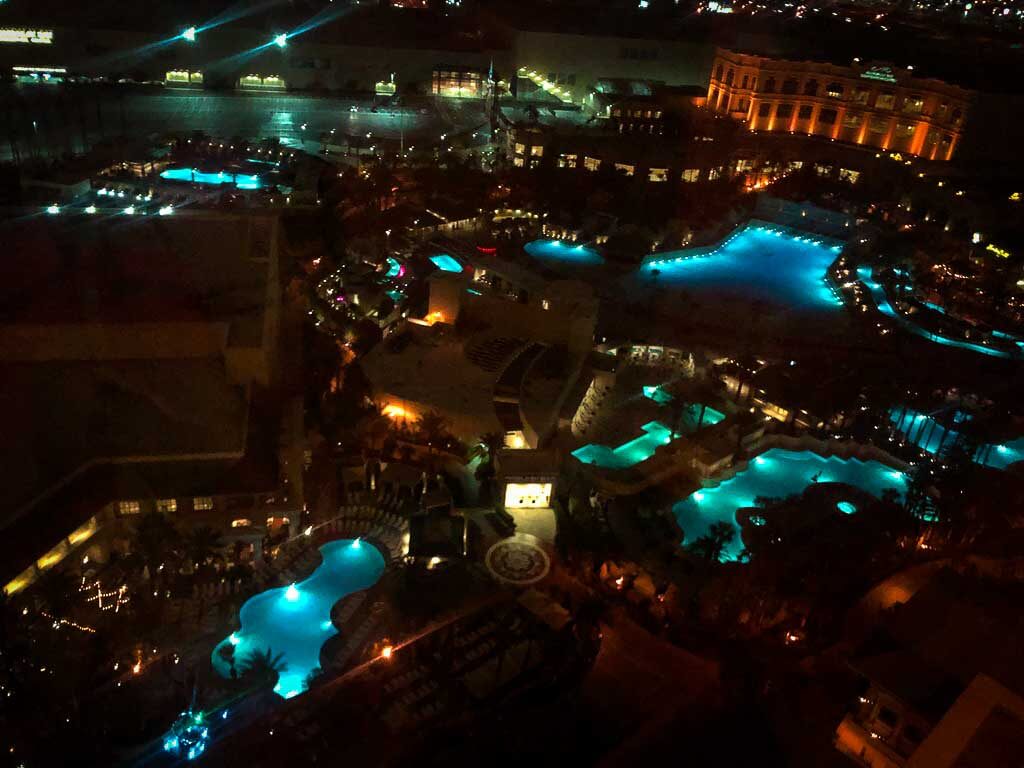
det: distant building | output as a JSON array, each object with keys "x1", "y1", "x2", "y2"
[{"x1": 707, "y1": 48, "x2": 972, "y2": 162}]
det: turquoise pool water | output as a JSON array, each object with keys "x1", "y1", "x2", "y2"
[
  {"x1": 643, "y1": 224, "x2": 843, "y2": 312},
  {"x1": 890, "y1": 406, "x2": 1024, "y2": 469},
  {"x1": 672, "y1": 449, "x2": 907, "y2": 561},
  {"x1": 524, "y1": 239, "x2": 604, "y2": 266},
  {"x1": 856, "y1": 266, "x2": 1013, "y2": 359},
  {"x1": 385, "y1": 257, "x2": 403, "y2": 279},
  {"x1": 430, "y1": 254, "x2": 463, "y2": 273},
  {"x1": 160, "y1": 167, "x2": 265, "y2": 190},
  {"x1": 572, "y1": 404, "x2": 725, "y2": 469},
  {"x1": 211, "y1": 539, "x2": 385, "y2": 699},
  {"x1": 642, "y1": 385, "x2": 674, "y2": 405}
]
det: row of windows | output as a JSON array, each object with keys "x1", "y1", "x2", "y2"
[
  {"x1": 612, "y1": 107, "x2": 663, "y2": 119},
  {"x1": 118, "y1": 497, "x2": 213, "y2": 515},
  {"x1": 714, "y1": 65, "x2": 960, "y2": 117}
]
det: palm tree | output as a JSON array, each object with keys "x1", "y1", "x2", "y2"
[
  {"x1": 690, "y1": 521, "x2": 736, "y2": 563},
  {"x1": 416, "y1": 410, "x2": 453, "y2": 470},
  {"x1": 467, "y1": 431, "x2": 504, "y2": 466},
  {"x1": 241, "y1": 648, "x2": 288, "y2": 687},
  {"x1": 130, "y1": 511, "x2": 180, "y2": 573},
  {"x1": 185, "y1": 526, "x2": 223, "y2": 569}
]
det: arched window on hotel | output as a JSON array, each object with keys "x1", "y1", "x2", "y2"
[
  {"x1": 715, "y1": 64, "x2": 724, "y2": 81},
  {"x1": 762, "y1": 77, "x2": 776, "y2": 93},
  {"x1": 951, "y1": 108, "x2": 962, "y2": 126},
  {"x1": 803, "y1": 79, "x2": 819, "y2": 96},
  {"x1": 725, "y1": 68, "x2": 734, "y2": 86},
  {"x1": 709, "y1": 87, "x2": 717, "y2": 105},
  {"x1": 782, "y1": 78, "x2": 798, "y2": 94},
  {"x1": 826, "y1": 82, "x2": 844, "y2": 98},
  {"x1": 741, "y1": 74, "x2": 749, "y2": 89}
]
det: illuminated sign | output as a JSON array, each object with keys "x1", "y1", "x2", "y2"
[
  {"x1": 986, "y1": 243, "x2": 1010, "y2": 259},
  {"x1": 12, "y1": 65, "x2": 65, "y2": 73},
  {"x1": 860, "y1": 65, "x2": 897, "y2": 83},
  {"x1": 0, "y1": 28, "x2": 54, "y2": 44}
]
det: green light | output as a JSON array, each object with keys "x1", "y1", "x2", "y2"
[
  {"x1": 182, "y1": 26, "x2": 197, "y2": 42},
  {"x1": 273, "y1": 33, "x2": 288, "y2": 48}
]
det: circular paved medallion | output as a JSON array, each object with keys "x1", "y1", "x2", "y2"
[{"x1": 485, "y1": 538, "x2": 550, "y2": 585}]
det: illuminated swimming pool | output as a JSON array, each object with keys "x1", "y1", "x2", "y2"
[
  {"x1": 211, "y1": 539, "x2": 385, "y2": 699},
  {"x1": 430, "y1": 254, "x2": 463, "y2": 273},
  {"x1": 524, "y1": 239, "x2": 604, "y2": 266},
  {"x1": 572, "y1": 405, "x2": 724, "y2": 469},
  {"x1": 890, "y1": 406, "x2": 1024, "y2": 469},
  {"x1": 160, "y1": 167, "x2": 265, "y2": 190},
  {"x1": 856, "y1": 266, "x2": 1013, "y2": 359},
  {"x1": 642, "y1": 223, "x2": 843, "y2": 312},
  {"x1": 672, "y1": 449, "x2": 907, "y2": 561},
  {"x1": 385, "y1": 257, "x2": 403, "y2": 279},
  {"x1": 642, "y1": 384, "x2": 674, "y2": 405}
]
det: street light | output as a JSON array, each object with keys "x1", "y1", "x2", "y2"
[
  {"x1": 273, "y1": 33, "x2": 288, "y2": 48},
  {"x1": 182, "y1": 26, "x2": 197, "y2": 42}
]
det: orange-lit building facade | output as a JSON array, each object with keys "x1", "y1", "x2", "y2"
[{"x1": 707, "y1": 48, "x2": 971, "y2": 162}]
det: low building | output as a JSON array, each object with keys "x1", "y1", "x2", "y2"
[
  {"x1": 0, "y1": 212, "x2": 300, "y2": 595},
  {"x1": 834, "y1": 570, "x2": 1024, "y2": 767}
]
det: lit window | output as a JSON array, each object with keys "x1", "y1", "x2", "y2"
[
  {"x1": 876, "y1": 92, "x2": 896, "y2": 110},
  {"x1": 614, "y1": 163, "x2": 635, "y2": 176},
  {"x1": 583, "y1": 156, "x2": 601, "y2": 172},
  {"x1": 541, "y1": 299, "x2": 550, "y2": 310},
  {"x1": 896, "y1": 122, "x2": 915, "y2": 137},
  {"x1": 853, "y1": 88, "x2": 870, "y2": 105},
  {"x1": 266, "y1": 516, "x2": 290, "y2": 528},
  {"x1": 514, "y1": 143, "x2": 525, "y2": 155},
  {"x1": 843, "y1": 113, "x2": 862, "y2": 128},
  {"x1": 814, "y1": 163, "x2": 832, "y2": 177},
  {"x1": 825, "y1": 82, "x2": 843, "y2": 98},
  {"x1": 648, "y1": 167, "x2": 669, "y2": 182},
  {"x1": 513, "y1": 156, "x2": 524, "y2": 168},
  {"x1": 194, "y1": 496, "x2": 213, "y2": 511},
  {"x1": 839, "y1": 168, "x2": 860, "y2": 184},
  {"x1": 735, "y1": 159, "x2": 753, "y2": 173},
  {"x1": 230, "y1": 518, "x2": 252, "y2": 528},
  {"x1": 503, "y1": 482, "x2": 552, "y2": 509},
  {"x1": 156, "y1": 499, "x2": 177, "y2": 513},
  {"x1": 681, "y1": 168, "x2": 701, "y2": 182},
  {"x1": 529, "y1": 145, "x2": 544, "y2": 157},
  {"x1": 869, "y1": 115, "x2": 889, "y2": 134},
  {"x1": 118, "y1": 500, "x2": 141, "y2": 515},
  {"x1": 654, "y1": 110, "x2": 662, "y2": 118},
  {"x1": 903, "y1": 96, "x2": 924, "y2": 114},
  {"x1": 558, "y1": 153, "x2": 577, "y2": 169},
  {"x1": 708, "y1": 167, "x2": 722, "y2": 181}
]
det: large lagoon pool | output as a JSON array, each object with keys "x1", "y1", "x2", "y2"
[
  {"x1": 524, "y1": 239, "x2": 604, "y2": 266},
  {"x1": 890, "y1": 406, "x2": 1024, "y2": 469},
  {"x1": 856, "y1": 266, "x2": 1014, "y2": 359},
  {"x1": 211, "y1": 539, "x2": 385, "y2": 699},
  {"x1": 642, "y1": 224, "x2": 843, "y2": 313},
  {"x1": 160, "y1": 167, "x2": 266, "y2": 190},
  {"x1": 572, "y1": 404, "x2": 724, "y2": 469},
  {"x1": 672, "y1": 449, "x2": 907, "y2": 561}
]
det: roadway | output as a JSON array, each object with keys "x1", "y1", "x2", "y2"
[{"x1": 0, "y1": 85, "x2": 489, "y2": 161}]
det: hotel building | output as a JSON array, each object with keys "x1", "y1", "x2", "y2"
[{"x1": 706, "y1": 48, "x2": 972, "y2": 162}]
